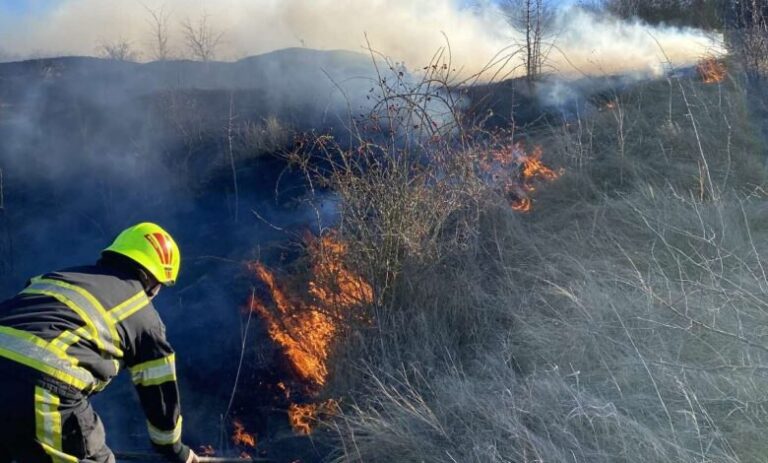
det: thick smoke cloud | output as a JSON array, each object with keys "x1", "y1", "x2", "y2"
[{"x1": 0, "y1": 0, "x2": 721, "y2": 77}]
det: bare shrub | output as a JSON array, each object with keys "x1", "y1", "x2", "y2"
[
  {"x1": 285, "y1": 47, "x2": 556, "y2": 305},
  {"x1": 97, "y1": 39, "x2": 140, "y2": 62}
]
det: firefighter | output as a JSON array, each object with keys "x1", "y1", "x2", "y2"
[{"x1": 0, "y1": 223, "x2": 199, "y2": 463}]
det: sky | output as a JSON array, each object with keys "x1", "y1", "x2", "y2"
[
  {"x1": 0, "y1": 0, "x2": 720, "y2": 77},
  {"x1": 0, "y1": 0, "x2": 58, "y2": 14}
]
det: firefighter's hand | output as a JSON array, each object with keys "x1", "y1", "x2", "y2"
[{"x1": 185, "y1": 449, "x2": 199, "y2": 463}]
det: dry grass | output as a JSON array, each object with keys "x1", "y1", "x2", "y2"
[{"x1": 289, "y1": 55, "x2": 768, "y2": 462}]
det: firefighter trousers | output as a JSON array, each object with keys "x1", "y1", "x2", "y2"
[{"x1": 0, "y1": 369, "x2": 115, "y2": 463}]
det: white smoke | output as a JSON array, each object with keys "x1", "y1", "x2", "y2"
[{"x1": 0, "y1": 0, "x2": 722, "y2": 77}]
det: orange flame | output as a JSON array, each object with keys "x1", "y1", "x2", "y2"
[
  {"x1": 511, "y1": 197, "x2": 532, "y2": 213},
  {"x1": 478, "y1": 142, "x2": 561, "y2": 212},
  {"x1": 520, "y1": 145, "x2": 560, "y2": 181},
  {"x1": 249, "y1": 264, "x2": 334, "y2": 386},
  {"x1": 248, "y1": 233, "x2": 373, "y2": 435},
  {"x1": 249, "y1": 234, "x2": 373, "y2": 388},
  {"x1": 307, "y1": 235, "x2": 374, "y2": 309},
  {"x1": 288, "y1": 400, "x2": 340, "y2": 435},
  {"x1": 697, "y1": 57, "x2": 726, "y2": 84},
  {"x1": 511, "y1": 145, "x2": 561, "y2": 211},
  {"x1": 232, "y1": 420, "x2": 256, "y2": 448}
]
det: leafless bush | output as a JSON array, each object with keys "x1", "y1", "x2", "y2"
[
  {"x1": 285, "y1": 46, "x2": 551, "y2": 306},
  {"x1": 97, "y1": 39, "x2": 140, "y2": 62}
]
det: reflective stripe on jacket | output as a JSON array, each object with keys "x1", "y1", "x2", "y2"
[{"x1": 0, "y1": 263, "x2": 185, "y2": 455}]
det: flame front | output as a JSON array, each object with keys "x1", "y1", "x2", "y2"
[
  {"x1": 697, "y1": 57, "x2": 726, "y2": 84},
  {"x1": 249, "y1": 264, "x2": 335, "y2": 386},
  {"x1": 249, "y1": 233, "x2": 373, "y2": 434}
]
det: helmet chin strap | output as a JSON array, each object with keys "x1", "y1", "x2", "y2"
[
  {"x1": 147, "y1": 284, "x2": 162, "y2": 300},
  {"x1": 137, "y1": 267, "x2": 161, "y2": 297}
]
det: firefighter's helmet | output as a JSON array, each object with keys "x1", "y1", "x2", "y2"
[{"x1": 103, "y1": 222, "x2": 181, "y2": 286}]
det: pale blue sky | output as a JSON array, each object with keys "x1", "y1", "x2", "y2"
[{"x1": 0, "y1": 0, "x2": 57, "y2": 14}]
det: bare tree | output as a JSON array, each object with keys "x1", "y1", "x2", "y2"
[
  {"x1": 503, "y1": 0, "x2": 555, "y2": 81},
  {"x1": 143, "y1": 3, "x2": 172, "y2": 61},
  {"x1": 98, "y1": 39, "x2": 140, "y2": 62},
  {"x1": 180, "y1": 14, "x2": 223, "y2": 62}
]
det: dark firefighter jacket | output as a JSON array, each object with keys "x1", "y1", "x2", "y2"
[{"x1": 0, "y1": 261, "x2": 189, "y2": 461}]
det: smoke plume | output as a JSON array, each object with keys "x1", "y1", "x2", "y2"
[{"x1": 0, "y1": 0, "x2": 722, "y2": 77}]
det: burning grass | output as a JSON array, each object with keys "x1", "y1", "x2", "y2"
[
  {"x1": 249, "y1": 233, "x2": 373, "y2": 388},
  {"x1": 232, "y1": 420, "x2": 256, "y2": 448},
  {"x1": 475, "y1": 141, "x2": 562, "y2": 212},
  {"x1": 248, "y1": 233, "x2": 373, "y2": 434},
  {"x1": 697, "y1": 56, "x2": 727, "y2": 84},
  {"x1": 288, "y1": 400, "x2": 340, "y2": 436}
]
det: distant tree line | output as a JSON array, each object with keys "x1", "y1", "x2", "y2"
[
  {"x1": 597, "y1": 0, "x2": 768, "y2": 33},
  {"x1": 587, "y1": 0, "x2": 721, "y2": 30}
]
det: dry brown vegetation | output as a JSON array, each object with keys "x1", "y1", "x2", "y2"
[{"x1": 274, "y1": 45, "x2": 768, "y2": 462}]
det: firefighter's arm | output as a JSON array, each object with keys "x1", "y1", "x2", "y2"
[{"x1": 124, "y1": 313, "x2": 192, "y2": 463}]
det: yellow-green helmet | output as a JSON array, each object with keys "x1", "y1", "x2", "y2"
[{"x1": 103, "y1": 222, "x2": 181, "y2": 286}]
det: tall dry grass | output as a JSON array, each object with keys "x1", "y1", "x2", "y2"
[{"x1": 293, "y1": 54, "x2": 768, "y2": 462}]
